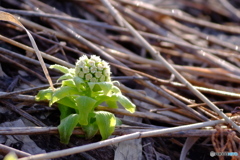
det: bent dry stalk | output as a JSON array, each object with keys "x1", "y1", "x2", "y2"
[
  {"x1": 36, "y1": 55, "x2": 136, "y2": 144},
  {"x1": 0, "y1": 11, "x2": 54, "y2": 90}
]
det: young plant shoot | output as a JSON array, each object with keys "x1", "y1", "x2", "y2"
[{"x1": 36, "y1": 55, "x2": 136, "y2": 144}]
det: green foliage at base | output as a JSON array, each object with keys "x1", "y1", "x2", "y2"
[{"x1": 36, "y1": 62, "x2": 135, "y2": 144}]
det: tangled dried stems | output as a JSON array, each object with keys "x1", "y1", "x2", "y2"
[
  {"x1": 0, "y1": 0, "x2": 240, "y2": 159},
  {"x1": 212, "y1": 125, "x2": 240, "y2": 160}
]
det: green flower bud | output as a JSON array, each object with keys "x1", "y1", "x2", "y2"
[
  {"x1": 100, "y1": 75, "x2": 106, "y2": 82},
  {"x1": 97, "y1": 63, "x2": 104, "y2": 70},
  {"x1": 103, "y1": 68, "x2": 110, "y2": 77},
  {"x1": 78, "y1": 61, "x2": 86, "y2": 67},
  {"x1": 88, "y1": 60, "x2": 95, "y2": 66},
  {"x1": 85, "y1": 73, "x2": 92, "y2": 81},
  {"x1": 91, "y1": 55, "x2": 101, "y2": 63},
  {"x1": 83, "y1": 66, "x2": 89, "y2": 73},
  {"x1": 78, "y1": 71, "x2": 84, "y2": 78},
  {"x1": 90, "y1": 77, "x2": 98, "y2": 82},
  {"x1": 75, "y1": 55, "x2": 111, "y2": 82},
  {"x1": 95, "y1": 71, "x2": 102, "y2": 78},
  {"x1": 90, "y1": 66, "x2": 97, "y2": 73}
]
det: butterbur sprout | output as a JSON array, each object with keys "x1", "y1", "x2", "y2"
[
  {"x1": 37, "y1": 54, "x2": 135, "y2": 144},
  {"x1": 75, "y1": 55, "x2": 111, "y2": 82}
]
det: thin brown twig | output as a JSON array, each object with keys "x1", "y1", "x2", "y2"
[
  {"x1": 17, "y1": 116, "x2": 240, "y2": 160},
  {"x1": 0, "y1": 34, "x2": 74, "y2": 68},
  {"x1": 0, "y1": 126, "x2": 232, "y2": 138},
  {"x1": 0, "y1": 53, "x2": 47, "y2": 82},
  {"x1": 110, "y1": 62, "x2": 240, "y2": 98},
  {"x1": 116, "y1": 0, "x2": 240, "y2": 34},
  {"x1": 219, "y1": 0, "x2": 240, "y2": 20},
  {"x1": 113, "y1": 2, "x2": 240, "y2": 75},
  {"x1": 0, "y1": 144, "x2": 31, "y2": 158},
  {"x1": 101, "y1": 0, "x2": 240, "y2": 132},
  {"x1": 0, "y1": 83, "x2": 60, "y2": 98},
  {"x1": 0, "y1": 100, "x2": 46, "y2": 127}
]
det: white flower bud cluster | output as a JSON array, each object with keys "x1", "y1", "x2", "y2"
[{"x1": 75, "y1": 55, "x2": 111, "y2": 82}]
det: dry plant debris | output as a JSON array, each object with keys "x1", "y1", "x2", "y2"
[{"x1": 0, "y1": 0, "x2": 240, "y2": 159}]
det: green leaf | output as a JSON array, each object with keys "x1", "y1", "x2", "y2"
[
  {"x1": 73, "y1": 76, "x2": 86, "y2": 91},
  {"x1": 58, "y1": 114, "x2": 79, "y2": 144},
  {"x1": 88, "y1": 82, "x2": 113, "y2": 95},
  {"x1": 35, "y1": 88, "x2": 53, "y2": 101},
  {"x1": 82, "y1": 121, "x2": 98, "y2": 139},
  {"x1": 68, "y1": 68, "x2": 75, "y2": 74},
  {"x1": 58, "y1": 104, "x2": 76, "y2": 120},
  {"x1": 93, "y1": 94, "x2": 119, "y2": 109},
  {"x1": 93, "y1": 95, "x2": 118, "y2": 108},
  {"x1": 50, "y1": 86, "x2": 79, "y2": 105},
  {"x1": 117, "y1": 95, "x2": 136, "y2": 113},
  {"x1": 57, "y1": 73, "x2": 73, "y2": 82},
  {"x1": 95, "y1": 111, "x2": 116, "y2": 140},
  {"x1": 75, "y1": 96, "x2": 97, "y2": 125},
  {"x1": 50, "y1": 64, "x2": 69, "y2": 74},
  {"x1": 57, "y1": 97, "x2": 78, "y2": 109},
  {"x1": 106, "y1": 100, "x2": 118, "y2": 109},
  {"x1": 112, "y1": 86, "x2": 121, "y2": 94},
  {"x1": 61, "y1": 79, "x2": 75, "y2": 88},
  {"x1": 116, "y1": 117, "x2": 122, "y2": 126}
]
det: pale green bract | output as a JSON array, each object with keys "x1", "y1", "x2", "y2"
[{"x1": 36, "y1": 55, "x2": 136, "y2": 144}]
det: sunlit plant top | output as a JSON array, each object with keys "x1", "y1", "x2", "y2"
[
  {"x1": 36, "y1": 55, "x2": 136, "y2": 144},
  {"x1": 75, "y1": 55, "x2": 111, "y2": 82}
]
